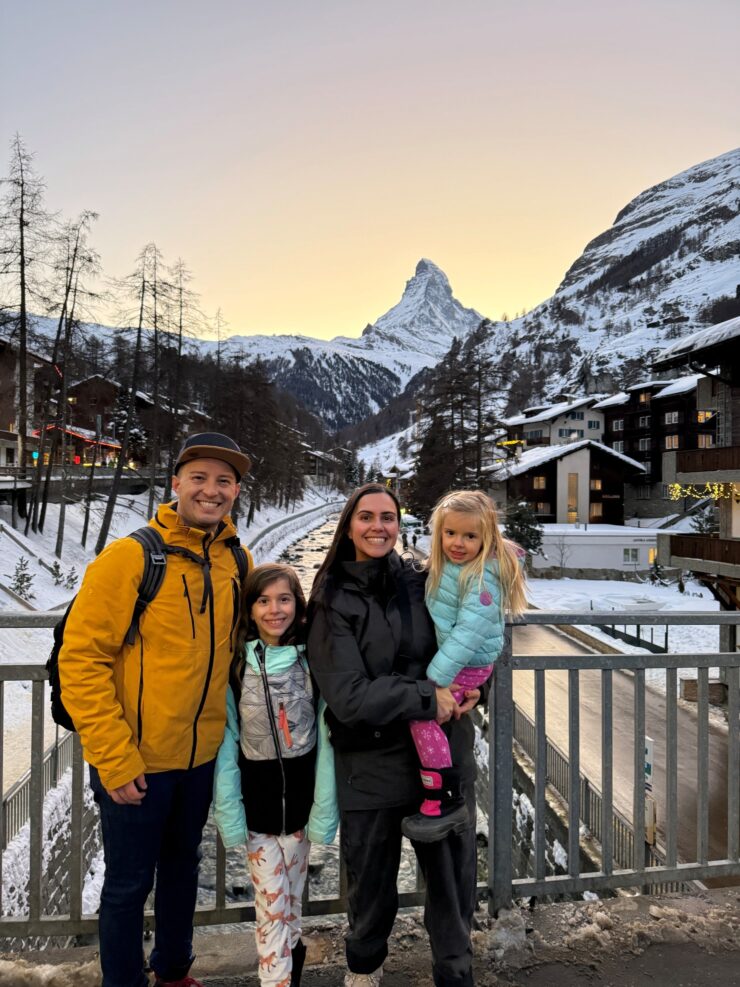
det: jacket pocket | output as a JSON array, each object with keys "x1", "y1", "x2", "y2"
[{"x1": 182, "y1": 575, "x2": 196, "y2": 638}]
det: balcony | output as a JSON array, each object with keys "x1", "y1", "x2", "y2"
[
  {"x1": 676, "y1": 445, "x2": 740, "y2": 484},
  {"x1": 659, "y1": 532, "x2": 740, "y2": 579}
]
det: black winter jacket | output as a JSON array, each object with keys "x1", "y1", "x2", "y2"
[{"x1": 306, "y1": 552, "x2": 477, "y2": 811}]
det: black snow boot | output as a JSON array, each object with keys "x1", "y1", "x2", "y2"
[
  {"x1": 401, "y1": 766, "x2": 468, "y2": 843},
  {"x1": 291, "y1": 938, "x2": 307, "y2": 986}
]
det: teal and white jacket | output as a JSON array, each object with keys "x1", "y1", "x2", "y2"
[
  {"x1": 212, "y1": 640, "x2": 339, "y2": 848},
  {"x1": 425, "y1": 559, "x2": 505, "y2": 688}
]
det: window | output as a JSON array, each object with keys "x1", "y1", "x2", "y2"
[
  {"x1": 535, "y1": 502, "x2": 551, "y2": 515},
  {"x1": 638, "y1": 391, "x2": 651, "y2": 405},
  {"x1": 642, "y1": 462, "x2": 652, "y2": 476},
  {"x1": 533, "y1": 475, "x2": 546, "y2": 490},
  {"x1": 665, "y1": 411, "x2": 679, "y2": 425},
  {"x1": 638, "y1": 415, "x2": 651, "y2": 428},
  {"x1": 638, "y1": 437, "x2": 651, "y2": 451},
  {"x1": 5, "y1": 447, "x2": 14, "y2": 465},
  {"x1": 612, "y1": 440, "x2": 624, "y2": 453},
  {"x1": 697, "y1": 410, "x2": 713, "y2": 423},
  {"x1": 590, "y1": 503, "x2": 603, "y2": 518},
  {"x1": 558, "y1": 428, "x2": 583, "y2": 438},
  {"x1": 525, "y1": 429, "x2": 543, "y2": 440},
  {"x1": 590, "y1": 478, "x2": 602, "y2": 491},
  {"x1": 569, "y1": 411, "x2": 585, "y2": 420},
  {"x1": 612, "y1": 419, "x2": 624, "y2": 431},
  {"x1": 623, "y1": 548, "x2": 639, "y2": 563},
  {"x1": 588, "y1": 420, "x2": 600, "y2": 429},
  {"x1": 648, "y1": 547, "x2": 657, "y2": 565},
  {"x1": 662, "y1": 484, "x2": 671, "y2": 499},
  {"x1": 567, "y1": 472, "x2": 578, "y2": 523},
  {"x1": 665, "y1": 434, "x2": 679, "y2": 450},
  {"x1": 637, "y1": 484, "x2": 651, "y2": 499},
  {"x1": 698, "y1": 433, "x2": 714, "y2": 448}
]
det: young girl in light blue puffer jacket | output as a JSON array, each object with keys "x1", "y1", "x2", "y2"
[{"x1": 401, "y1": 490, "x2": 527, "y2": 844}]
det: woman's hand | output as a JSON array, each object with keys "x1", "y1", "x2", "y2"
[
  {"x1": 435, "y1": 687, "x2": 459, "y2": 724},
  {"x1": 457, "y1": 689, "x2": 481, "y2": 716}
]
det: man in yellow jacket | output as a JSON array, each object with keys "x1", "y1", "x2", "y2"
[{"x1": 59, "y1": 432, "x2": 253, "y2": 987}]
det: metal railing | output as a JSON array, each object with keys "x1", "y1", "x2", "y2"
[
  {"x1": 1, "y1": 609, "x2": 739, "y2": 937},
  {"x1": 3, "y1": 730, "x2": 75, "y2": 849},
  {"x1": 490, "y1": 611, "x2": 740, "y2": 912}
]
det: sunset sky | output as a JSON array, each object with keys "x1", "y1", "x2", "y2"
[{"x1": 2, "y1": 0, "x2": 738, "y2": 340}]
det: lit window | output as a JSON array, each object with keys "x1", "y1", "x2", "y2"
[
  {"x1": 623, "y1": 548, "x2": 639, "y2": 563},
  {"x1": 665, "y1": 411, "x2": 679, "y2": 425},
  {"x1": 697, "y1": 434, "x2": 714, "y2": 448},
  {"x1": 613, "y1": 419, "x2": 624, "y2": 431},
  {"x1": 665, "y1": 435, "x2": 679, "y2": 450},
  {"x1": 590, "y1": 478, "x2": 602, "y2": 491},
  {"x1": 638, "y1": 391, "x2": 651, "y2": 405},
  {"x1": 638, "y1": 415, "x2": 650, "y2": 428},
  {"x1": 533, "y1": 475, "x2": 546, "y2": 490},
  {"x1": 697, "y1": 410, "x2": 713, "y2": 423},
  {"x1": 590, "y1": 503, "x2": 603, "y2": 518},
  {"x1": 648, "y1": 547, "x2": 657, "y2": 564}
]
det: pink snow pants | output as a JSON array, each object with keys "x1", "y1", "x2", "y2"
[{"x1": 409, "y1": 664, "x2": 493, "y2": 768}]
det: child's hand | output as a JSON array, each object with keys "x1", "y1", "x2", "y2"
[
  {"x1": 457, "y1": 689, "x2": 480, "y2": 715},
  {"x1": 435, "y1": 687, "x2": 459, "y2": 723}
]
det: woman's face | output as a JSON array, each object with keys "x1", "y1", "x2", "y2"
[
  {"x1": 250, "y1": 577, "x2": 296, "y2": 646},
  {"x1": 347, "y1": 492, "x2": 400, "y2": 562}
]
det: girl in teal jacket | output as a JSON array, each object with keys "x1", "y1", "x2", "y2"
[
  {"x1": 213, "y1": 563, "x2": 338, "y2": 987},
  {"x1": 401, "y1": 490, "x2": 527, "y2": 844}
]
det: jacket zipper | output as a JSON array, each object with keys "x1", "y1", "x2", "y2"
[
  {"x1": 137, "y1": 636, "x2": 144, "y2": 745},
  {"x1": 255, "y1": 641, "x2": 287, "y2": 835},
  {"x1": 182, "y1": 574, "x2": 196, "y2": 638},
  {"x1": 189, "y1": 536, "x2": 215, "y2": 769},
  {"x1": 230, "y1": 577, "x2": 240, "y2": 652}
]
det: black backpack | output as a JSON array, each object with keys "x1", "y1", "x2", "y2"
[{"x1": 46, "y1": 526, "x2": 249, "y2": 732}]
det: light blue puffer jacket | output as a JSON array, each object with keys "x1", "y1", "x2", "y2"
[
  {"x1": 425, "y1": 559, "x2": 505, "y2": 688},
  {"x1": 212, "y1": 642, "x2": 339, "y2": 848}
]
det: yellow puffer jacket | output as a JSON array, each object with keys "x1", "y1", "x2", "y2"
[{"x1": 59, "y1": 503, "x2": 252, "y2": 790}]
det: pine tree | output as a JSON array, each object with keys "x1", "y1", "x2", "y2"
[
  {"x1": 691, "y1": 504, "x2": 719, "y2": 535},
  {"x1": 49, "y1": 560, "x2": 64, "y2": 585},
  {"x1": 64, "y1": 566, "x2": 78, "y2": 590},
  {"x1": 6, "y1": 556, "x2": 36, "y2": 601},
  {"x1": 504, "y1": 501, "x2": 544, "y2": 558}
]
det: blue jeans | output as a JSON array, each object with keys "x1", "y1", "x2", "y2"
[{"x1": 89, "y1": 759, "x2": 216, "y2": 987}]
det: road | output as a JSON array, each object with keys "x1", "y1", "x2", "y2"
[{"x1": 512, "y1": 623, "x2": 731, "y2": 870}]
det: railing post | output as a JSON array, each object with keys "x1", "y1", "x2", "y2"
[{"x1": 489, "y1": 623, "x2": 513, "y2": 916}]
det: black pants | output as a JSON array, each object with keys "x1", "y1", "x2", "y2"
[{"x1": 340, "y1": 785, "x2": 477, "y2": 987}]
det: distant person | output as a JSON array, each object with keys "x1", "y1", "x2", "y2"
[
  {"x1": 59, "y1": 433, "x2": 252, "y2": 987},
  {"x1": 306, "y1": 483, "x2": 482, "y2": 987},
  {"x1": 402, "y1": 530, "x2": 409, "y2": 550},
  {"x1": 213, "y1": 563, "x2": 337, "y2": 987},
  {"x1": 412, "y1": 532, "x2": 418, "y2": 550},
  {"x1": 401, "y1": 490, "x2": 527, "y2": 842}
]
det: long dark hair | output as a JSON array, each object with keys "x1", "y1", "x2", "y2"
[
  {"x1": 233, "y1": 564, "x2": 307, "y2": 685},
  {"x1": 310, "y1": 483, "x2": 401, "y2": 601}
]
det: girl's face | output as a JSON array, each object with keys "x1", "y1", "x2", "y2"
[
  {"x1": 250, "y1": 577, "x2": 296, "y2": 646},
  {"x1": 440, "y1": 510, "x2": 483, "y2": 565},
  {"x1": 347, "y1": 492, "x2": 399, "y2": 562}
]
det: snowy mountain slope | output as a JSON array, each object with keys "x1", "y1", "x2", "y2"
[{"x1": 474, "y1": 147, "x2": 740, "y2": 406}]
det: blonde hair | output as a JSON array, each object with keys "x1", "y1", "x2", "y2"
[{"x1": 426, "y1": 489, "x2": 527, "y2": 617}]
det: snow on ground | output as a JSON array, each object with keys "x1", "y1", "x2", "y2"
[{"x1": 527, "y1": 576, "x2": 720, "y2": 693}]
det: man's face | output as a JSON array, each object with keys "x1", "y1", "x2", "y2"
[{"x1": 172, "y1": 458, "x2": 240, "y2": 533}]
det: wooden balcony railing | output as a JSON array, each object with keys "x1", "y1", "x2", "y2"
[
  {"x1": 677, "y1": 446, "x2": 740, "y2": 475},
  {"x1": 670, "y1": 534, "x2": 740, "y2": 566}
]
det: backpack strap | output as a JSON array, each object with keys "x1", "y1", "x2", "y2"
[
  {"x1": 225, "y1": 536, "x2": 249, "y2": 583},
  {"x1": 125, "y1": 527, "x2": 169, "y2": 646}
]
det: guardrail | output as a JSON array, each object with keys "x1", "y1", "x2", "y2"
[
  {"x1": 1, "y1": 609, "x2": 739, "y2": 938},
  {"x1": 490, "y1": 610, "x2": 740, "y2": 911}
]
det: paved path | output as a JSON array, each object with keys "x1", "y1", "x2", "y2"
[{"x1": 512, "y1": 623, "x2": 731, "y2": 869}]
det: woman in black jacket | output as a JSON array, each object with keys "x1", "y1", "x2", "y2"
[{"x1": 307, "y1": 483, "x2": 481, "y2": 987}]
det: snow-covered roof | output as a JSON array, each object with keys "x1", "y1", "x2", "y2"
[
  {"x1": 503, "y1": 396, "x2": 600, "y2": 427},
  {"x1": 652, "y1": 373, "x2": 701, "y2": 400},
  {"x1": 69, "y1": 374, "x2": 122, "y2": 390},
  {"x1": 485, "y1": 439, "x2": 645, "y2": 480},
  {"x1": 591, "y1": 392, "x2": 629, "y2": 409},
  {"x1": 625, "y1": 380, "x2": 673, "y2": 392},
  {"x1": 655, "y1": 315, "x2": 740, "y2": 367}
]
